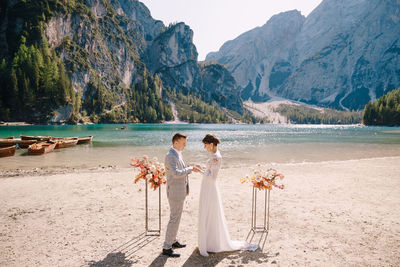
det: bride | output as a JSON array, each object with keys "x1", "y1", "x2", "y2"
[{"x1": 197, "y1": 134, "x2": 257, "y2": 257}]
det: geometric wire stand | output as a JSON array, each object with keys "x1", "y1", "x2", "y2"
[
  {"x1": 246, "y1": 187, "x2": 270, "y2": 251},
  {"x1": 144, "y1": 177, "x2": 161, "y2": 236}
]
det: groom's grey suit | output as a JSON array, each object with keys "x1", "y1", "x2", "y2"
[{"x1": 163, "y1": 148, "x2": 193, "y2": 249}]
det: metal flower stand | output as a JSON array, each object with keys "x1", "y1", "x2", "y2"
[
  {"x1": 144, "y1": 177, "x2": 161, "y2": 236},
  {"x1": 246, "y1": 187, "x2": 270, "y2": 250}
]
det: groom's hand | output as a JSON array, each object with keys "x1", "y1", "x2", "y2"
[{"x1": 193, "y1": 164, "x2": 203, "y2": 172}]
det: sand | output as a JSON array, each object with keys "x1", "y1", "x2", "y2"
[{"x1": 1, "y1": 157, "x2": 400, "y2": 266}]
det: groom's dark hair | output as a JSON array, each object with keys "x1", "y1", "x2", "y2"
[{"x1": 172, "y1": 132, "x2": 187, "y2": 143}]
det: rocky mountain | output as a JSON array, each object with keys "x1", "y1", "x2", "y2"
[
  {"x1": 146, "y1": 22, "x2": 243, "y2": 113},
  {"x1": 46, "y1": 0, "x2": 164, "y2": 94},
  {"x1": 0, "y1": 0, "x2": 242, "y2": 123},
  {"x1": 207, "y1": 10, "x2": 305, "y2": 102},
  {"x1": 206, "y1": 0, "x2": 400, "y2": 110},
  {"x1": 147, "y1": 22, "x2": 202, "y2": 95},
  {"x1": 200, "y1": 63, "x2": 242, "y2": 112}
]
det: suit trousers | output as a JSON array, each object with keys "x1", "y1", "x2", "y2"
[{"x1": 163, "y1": 198, "x2": 185, "y2": 249}]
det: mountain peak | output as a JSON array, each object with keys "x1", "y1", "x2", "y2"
[
  {"x1": 205, "y1": 0, "x2": 400, "y2": 110},
  {"x1": 267, "y1": 9, "x2": 304, "y2": 23},
  {"x1": 206, "y1": 9, "x2": 305, "y2": 62}
]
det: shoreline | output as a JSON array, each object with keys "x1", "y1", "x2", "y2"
[
  {"x1": 0, "y1": 122, "x2": 32, "y2": 126},
  {"x1": 1, "y1": 120, "x2": 399, "y2": 127},
  {"x1": 0, "y1": 121, "x2": 369, "y2": 126},
  {"x1": 2, "y1": 155, "x2": 400, "y2": 178}
]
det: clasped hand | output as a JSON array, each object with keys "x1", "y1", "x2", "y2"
[{"x1": 192, "y1": 164, "x2": 204, "y2": 172}]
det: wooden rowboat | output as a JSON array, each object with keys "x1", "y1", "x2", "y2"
[
  {"x1": 54, "y1": 138, "x2": 78, "y2": 149},
  {"x1": 28, "y1": 142, "x2": 56, "y2": 155},
  {"x1": 0, "y1": 138, "x2": 37, "y2": 148},
  {"x1": 51, "y1": 137, "x2": 78, "y2": 141},
  {"x1": 16, "y1": 139, "x2": 38, "y2": 148},
  {"x1": 77, "y1": 136, "x2": 93, "y2": 144},
  {"x1": 21, "y1": 135, "x2": 52, "y2": 141},
  {"x1": 0, "y1": 138, "x2": 16, "y2": 147},
  {"x1": 0, "y1": 145, "x2": 16, "y2": 157}
]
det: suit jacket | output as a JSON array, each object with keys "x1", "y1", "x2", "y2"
[{"x1": 165, "y1": 148, "x2": 193, "y2": 201}]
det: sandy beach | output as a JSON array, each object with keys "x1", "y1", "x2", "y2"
[{"x1": 1, "y1": 157, "x2": 400, "y2": 266}]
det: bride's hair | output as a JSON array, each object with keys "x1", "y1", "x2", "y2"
[{"x1": 202, "y1": 134, "x2": 220, "y2": 146}]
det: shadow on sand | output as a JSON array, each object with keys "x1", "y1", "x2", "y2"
[
  {"x1": 147, "y1": 247, "x2": 279, "y2": 267},
  {"x1": 89, "y1": 233, "x2": 279, "y2": 266},
  {"x1": 180, "y1": 248, "x2": 278, "y2": 267},
  {"x1": 89, "y1": 232, "x2": 159, "y2": 267},
  {"x1": 182, "y1": 248, "x2": 279, "y2": 267}
]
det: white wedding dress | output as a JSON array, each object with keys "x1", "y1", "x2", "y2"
[{"x1": 198, "y1": 150, "x2": 257, "y2": 257}]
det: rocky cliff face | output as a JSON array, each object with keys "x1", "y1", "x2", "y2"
[
  {"x1": 206, "y1": 0, "x2": 400, "y2": 110},
  {"x1": 207, "y1": 10, "x2": 305, "y2": 102},
  {"x1": 0, "y1": 0, "x2": 243, "y2": 122},
  {"x1": 146, "y1": 22, "x2": 242, "y2": 112},
  {"x1": 44, "y1": 0, "x2": 164, "y2": 93},
  {"x1": 200, "y1": 63, "x2": 242, "y2": 112},
  {"x1": 45, "y1": 0, "x2": 242, "y2": 115},
  {"x1": 147, "y1": 22, "x2": 202, "y2": 94}
]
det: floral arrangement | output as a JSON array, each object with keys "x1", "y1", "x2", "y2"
[
  {"x1": 240, "y1": 164, "x2": 284, "y2": 190},
  {"x1": 131, "y1": 155, "x2": 166, "y2": 190}
]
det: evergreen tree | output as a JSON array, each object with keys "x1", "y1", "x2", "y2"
[
  {"x1": 276, "y1": 104, "x2": 362, "y2": 124},
  {"x1": 362, "y1": 86, "x2": 400, "y2": 126}
]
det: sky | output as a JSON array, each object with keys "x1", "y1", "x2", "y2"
[{"x1": 140, "y1": 0, "x2": 323, "y2": 60}]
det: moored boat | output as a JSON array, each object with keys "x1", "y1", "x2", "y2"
[
  {"x1": 21, "y1": 135, "x2": 52, "y2": 141},
  {"x1": 0, "y1": 138, "x2": 37, "y2": 148},
  {"x1": 16, "y1": 139, "x2": 38, "y2": 148},
  {"x1": 54, "y1": 138, "x2": 78, "y2": 149},
  {"x1": 51, "y1": 137, "x2": 78, "y2": 141},
  {"x1": 0, "y1": 138, "x2": 16, "y2": 147},
  {"x1": 77, "y1": 136, "x2": 93, "y2": 144},
  {"x1": 0, "y1": 145, "x2": 16, "y2": 157},
  {"x1": 28, "y1": 142, "x2": 56, "y2": 155}
]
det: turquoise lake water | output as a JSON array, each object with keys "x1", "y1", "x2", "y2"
[{"x1": 1, "y1": 124, "x2": 400, "y2": 170}]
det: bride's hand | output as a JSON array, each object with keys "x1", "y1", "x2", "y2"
[
  {"x1": 193, "y1": 164, "x2": 203, "y2": 172},
  {"x1": 192, "y1": 165, "x2": 200, "y2": 172}
]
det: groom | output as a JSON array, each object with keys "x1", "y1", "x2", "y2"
[{"x1": 162, "y1": 133, "x2": 200, "y2": 257}]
